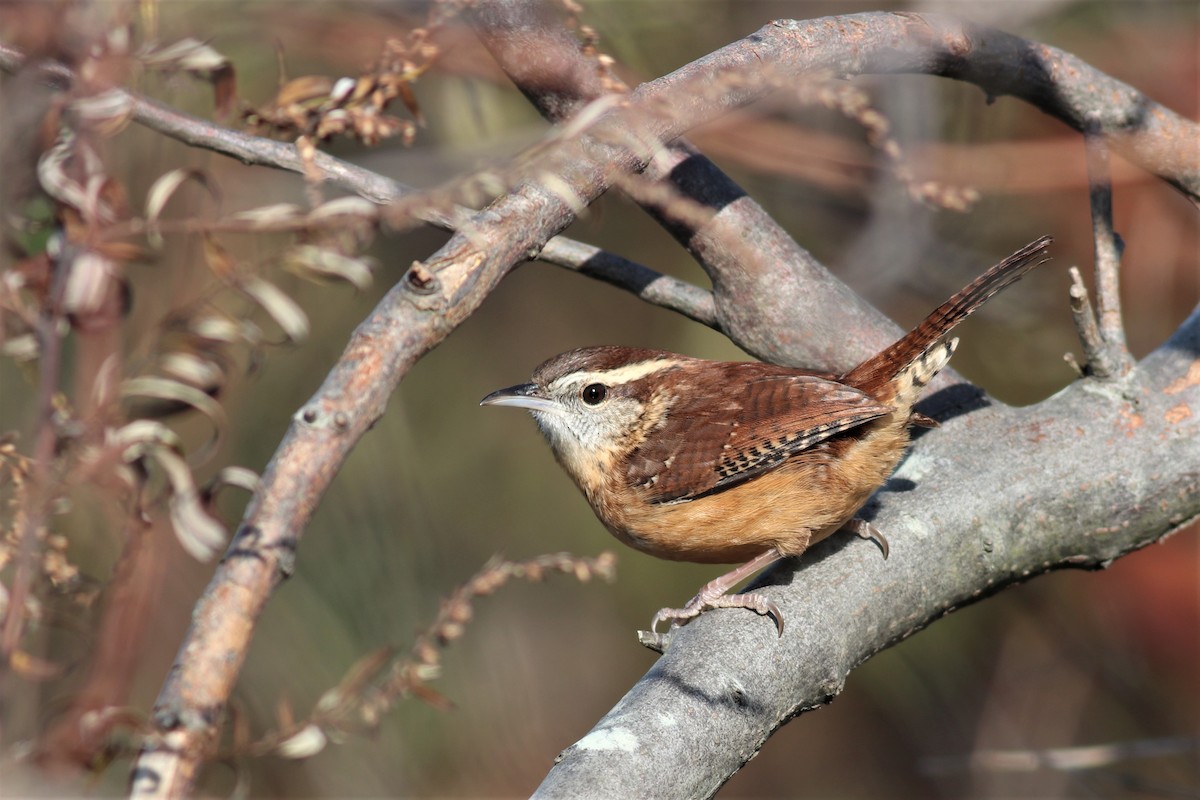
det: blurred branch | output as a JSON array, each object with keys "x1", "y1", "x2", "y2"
[
  {"x1": 921, "y1": 735, "x2": 1200, "y2": 775},
  {"x1": 0, "y1": 237, "x2": 70, "y2": 668}
]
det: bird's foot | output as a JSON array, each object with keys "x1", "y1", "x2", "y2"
[
  {"x1": 650, "y1": 590, "x2": 783, "y2": 637},
  {"x1": 843, "y1": 518, "x2": 889, "y2": 559}
]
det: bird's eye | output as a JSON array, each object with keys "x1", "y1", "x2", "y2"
[{"x1": 581, "y1": 383, "x2": 607, "y2": 405}]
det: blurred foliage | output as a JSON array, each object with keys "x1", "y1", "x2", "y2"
[{"x1": 0, "y1": 0, "x2": 1196, "y2": 797}]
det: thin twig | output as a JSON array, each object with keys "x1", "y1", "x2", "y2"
[
  {"x1": 1065, "y1": 266, "x2": 1109, "y2": 377},
  {"x1": 242, "y1": 552, "x2": 617, "y2": 759}
]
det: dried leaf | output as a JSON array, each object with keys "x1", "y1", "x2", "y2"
[
  {"x1": 409, "y1": 682, "x2": 454, "y2": 712},
  {"x1": 319, "y1": 646, "x2": 397, "y2": 714},
  {"x1": 140, "y1": 37, "x2": 229, "y2": 72},
  {"x1": 146, "y1": 168, "x2": 218, "y2": 228},
  {"x1": 62, "y1": 250, "x2": 119, "y2": 316},
  {"x1": 212, "y1": 64, "x2": 237, "y2": 119},
  {"x1": 307, "y1": 196, "x2": 378, "y2": 221},
  {"x1": 188, "y1": 313, "x2": 242, "y2": 345},
  {"x1": 159, "y1": 352, "x2": 225, "y2": 393},
  {"x1": 120, "y1": 376, "x2": 226, "y2": 429},
  {"x1": 284, "y1": 245, "x2": 374, "y2": 290},
  {"x1": 328, "y1": 76, "x2": 357, "y2": 106},
  {"x1": 202, "y1": 235, "x2": 237, "y2": 280},
  {"x1": 273, "y1": 75, "x2": 334, "y2": 108},
  {"x1": 396, "y1": 79, "x2": 422, "y2": 125},
  {"x1": 156, "y1": 446, "x2": 227, "y2": 561},
  {"x1": 240, "y1": 277, "x2": 309, "y2": 342},
  {"x1": 203, "y1": 465, "x2": 261, "y2": 502},
  {"x1": 69, "y1": 88, "x2": 135, "y2": 136},
  {"x1": 111, "y1": 419, "x2": 185, "y2": 454},
  {"x1": 139, "y1": 38, "x2": 237, "y2": 117},
  {"x1": 119, "y1": 377, "x2": 226, "y2": 464},
  {"x1": 276, "y1": 725, "x2": 327, "y2": 760},
  {"x1": 230, "y1": 203, "x2": 303, "y2": 225},
  {"x1": 2, "y1": 334, "x2": 39, "y2": 361},
  {"x1": 36, "y1": 131, "x2": 86, "y2": 211}
]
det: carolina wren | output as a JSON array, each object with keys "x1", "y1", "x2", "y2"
[{"x1": 482, "y1": 236, "x2": 1053, "y2": 635}]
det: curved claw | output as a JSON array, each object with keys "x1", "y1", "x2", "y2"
[
  {"x1": 762, "y1": 598, "x2": 784, "y2": 637},
  {"x1": 845, "y1": 518, "x2": 889, "y2": 560}
]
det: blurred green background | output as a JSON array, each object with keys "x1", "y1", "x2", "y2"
[{"x1": 2, "y1": 0, "x2": 1197, "y2": 797}]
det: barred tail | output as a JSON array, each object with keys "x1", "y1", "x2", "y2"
[{"x1": 844, "y1": 236, "x2": 1054, "y2": 402}]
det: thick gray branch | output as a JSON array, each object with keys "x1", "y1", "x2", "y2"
[{"x1": 534, "y1": 311, "x2": 1200, "y2": 799}]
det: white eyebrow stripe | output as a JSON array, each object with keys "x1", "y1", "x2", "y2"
[{"x1": 552, "y1": 358, "x2": 687, "y2": 389}]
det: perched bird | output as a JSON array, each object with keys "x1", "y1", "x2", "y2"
[{"x1": 482, "y1": 236, "x2": 1053, "y2": 635}]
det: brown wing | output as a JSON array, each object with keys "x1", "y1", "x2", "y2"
[{"x1": 625, "y1": 363, "x2": 891, "y2": 505}]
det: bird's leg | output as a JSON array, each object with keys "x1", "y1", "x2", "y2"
[
  {"x1": 842, "y1": 518, "x2": 889, "y2": 559},
  {"x1": 650, "y1": 548, "x2": 785, "y2": 636}
]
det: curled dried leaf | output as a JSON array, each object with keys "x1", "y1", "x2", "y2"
[
  {"x1": 69, "y1": 89, "x2": 135, "y2": 137},
  {"x1": 229, "y1": 203, "x2": 303, "y2": 225},
  {"x1": 283, "y1": 245, "x2": 374, "y2": 290},
  {"x1": 239, "y1": 277, "x2": 309, "y2": 343},
  {"x1": 37, "y1": 131, "x2": 87, "y2": 212},
  {"x1": 188, "y1": 313, "x2": 243, "y2": 345},
  {"x1": 276, "y1": 725, "x2": 327, "y2": 760},
  {"x1": 203, "y1": 466, "x2": 261, "y2": 505},
  {"x1": 155, "y1": 445, "x2": 227, "y2": 561},
  {"x1": 273, "y1": 75, "x2": 335, "y2": 109},
  {"x1": 146, "y1": 168, "x2": 219, "y2": 232},
  {"x1": 328, "y1": 76, "x2": 357, "y2": 105},
  {"x1": 62, "y1": 250, "x2": 120, "y2": 316},
  {"x1": 120, "y1": 376, "x2": 226, "y2": 427},
  {"x1": 158, "y1": 352, "x2": 225, "y2": 393},
  {"x1": 119, "y1": 376, "x2": 226, "y2": 464},
  {"x1": 307, "y1": 196, "x2": 378, "y2": 221},
  {"x1": 111, "y1": 419, "x2": 185, "y2": 454},
  {"x1": 139, "y1": 38, "x2": 237, "y2": 117},
  {"x1": 140, "y1": 37, "x2": 229, "y2": 73},
  {"x1": 2, "y1": 334, "x2": 39, "y2": 361}
]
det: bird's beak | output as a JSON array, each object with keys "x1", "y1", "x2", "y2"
[{"x1": 480, "y1": 383, "x2": 559, "y2": 413}]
